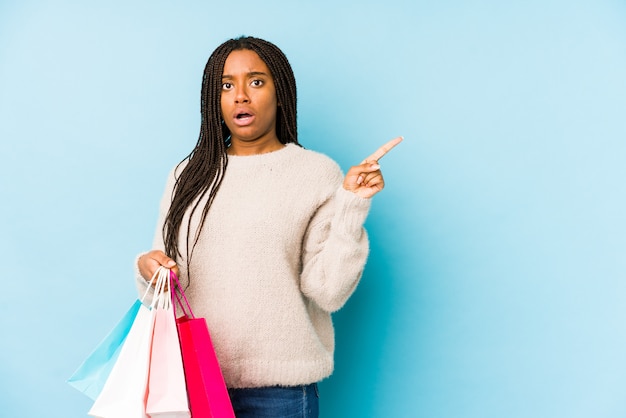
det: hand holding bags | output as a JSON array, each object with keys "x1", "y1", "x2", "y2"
[
  {"x1": 171, "y1": 271, "x2": 236, "y2": 418},
  {"x1": 71, "y1": 266, "x2": 234, "y2": 417}
]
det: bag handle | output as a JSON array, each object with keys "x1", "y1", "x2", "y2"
[
  {"x1": 142, "y1": 266, "x2": 170, "y2": 309},
  {"x1": 140, "y1": 266, "x2": 162, "y2": 303},
  {"x1": 155, "y1": 268, "x2": 170, "y2": 310},
  {"x1": 170, "y1": 270, "x2": 195, "y2": 319}
]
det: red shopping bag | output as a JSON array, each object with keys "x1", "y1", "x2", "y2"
[{"x1": 171, "y1": 271, "x2": 235, "y2": 418}]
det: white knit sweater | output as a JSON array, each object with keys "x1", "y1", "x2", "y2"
[{"x1": 136, "y1": 143, "x2": 371, "y2": 388}]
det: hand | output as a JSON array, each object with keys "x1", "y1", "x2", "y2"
[
  {"x1": 138, "y1": 250, "x2": 179, "y2": 286},
  {"x1": 343, "y1": 136, "x2": 403, "y2": 199}
]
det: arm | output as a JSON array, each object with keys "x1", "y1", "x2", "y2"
[
  {"x1": 134, "y1": 165, "x2": 182, "y2": 297},
  {"x1": 299, "y1": 180, "x2": 371, "y2": 313},
  {"x1": 299, "y1": 137, "x2": 403, "y2": 312}
]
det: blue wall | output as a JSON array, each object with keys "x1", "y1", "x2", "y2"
[{"x1": 1, "y1": 1, "x2": 625, "y2": 416}]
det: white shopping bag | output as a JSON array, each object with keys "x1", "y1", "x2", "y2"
[{"x1": 88, "y1": 268, "x2": 169, "y2": 418}]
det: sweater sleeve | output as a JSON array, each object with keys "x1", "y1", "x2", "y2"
[
  {"x1": 299, "y1": 182, "x2": 371, "y2": 313},
  {"x1": 134, "y1": 165, "x2": 179, "y2": 301}
]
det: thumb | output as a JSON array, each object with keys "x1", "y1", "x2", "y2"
[{"x1": 149, "y1": 250, "x2": 177, "y2": 268}]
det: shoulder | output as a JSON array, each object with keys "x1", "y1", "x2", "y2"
[
  {"x1": 287, "y1": 144, "x2": 343, "y2": 180},
  {"x1": 284, "y1": 145, "x2": 345, "y2": 203}
]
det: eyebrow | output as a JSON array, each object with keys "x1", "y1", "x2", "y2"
[{"x1": 222, "y1": 71, "x2": 269, "y2": 79}]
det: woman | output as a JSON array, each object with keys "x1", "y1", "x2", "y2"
[{"x1": 136, "y1": 36, "x2": 401, "y2": 417}]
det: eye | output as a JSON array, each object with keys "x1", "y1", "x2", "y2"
[
  {"x1": 251, "y1": 79, "x2": 264, "y2": 87},
  {"x1": 222, "y1": 82, "x2": 233, "y2": 90}
]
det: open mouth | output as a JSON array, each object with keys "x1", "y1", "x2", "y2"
[{"x1": 233, "y1": 110, "x2": 255, "y2": 126}]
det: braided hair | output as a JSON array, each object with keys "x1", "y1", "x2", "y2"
[{"x1": 163, "y1": 36, "x2": 299, "y2": 266}]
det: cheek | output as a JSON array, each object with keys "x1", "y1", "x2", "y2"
[
  {"x1": 263, "y1": 93, "x2": 278, "y2": 118},
  {"x1": 220, "y1": 96, "x2": 228, "y2": 117}
]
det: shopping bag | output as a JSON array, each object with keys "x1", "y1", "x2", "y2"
[
  {"x1": 146, "y1": 270, "x2": 190, "y2": 418},
  {"x1": 67, "y1": 299, "x2": 142, "y2": 400},
  {"x1": 171, "y1": 271, "x2": 235, "y2": 418},
  {"x1": 88, "y1": 268, "x2": 168, "y2": 418}
]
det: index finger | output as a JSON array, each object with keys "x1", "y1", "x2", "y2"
[{"x1": 362, "y1": 136, "x2": 404, "y2": 163}]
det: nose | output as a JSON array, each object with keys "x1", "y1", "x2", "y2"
[{"x1": 234, "y1": 85, "x2": 250, "y2": 104}]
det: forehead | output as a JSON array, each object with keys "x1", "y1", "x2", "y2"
[{"x1": 222, "y1": 49, "x2": 271, "y2": 77}]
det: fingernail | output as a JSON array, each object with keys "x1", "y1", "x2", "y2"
[
  {"x1": 371, "y1": 164, "x2": 380, "y2": 170},
  {"x1": 357, "y1": 175, "x2": 363, "y2": 185},
  {"x1": 166, "y1": 260, "x2": 176, "y2": 267}
]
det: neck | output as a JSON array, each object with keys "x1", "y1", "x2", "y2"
[{"x1": 228, "y1": 137, "x2": 285, "y2": 156}]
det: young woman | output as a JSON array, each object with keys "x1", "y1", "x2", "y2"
[{"x1": 136, "y1": 36, "x2": 401, "y2": 418}]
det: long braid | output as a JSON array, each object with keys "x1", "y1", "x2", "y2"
[{"x1": 162, "y1": 36, "x2": 299, "y2": 275}]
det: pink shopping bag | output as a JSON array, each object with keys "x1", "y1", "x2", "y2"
[
  {"x1": 146, "y1": 271, "x2": 190, "y2": 417},
  {"x1": 171, "y1": 272, "x2": 235, "y2": 418}
]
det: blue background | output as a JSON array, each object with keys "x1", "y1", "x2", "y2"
[{"x1": 1, "y1": 0, "x2": 625, "y2": 416}]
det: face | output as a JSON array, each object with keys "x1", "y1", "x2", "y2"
[{"x1": 220, "y1": 49, "x2": 279, "y2": 148}]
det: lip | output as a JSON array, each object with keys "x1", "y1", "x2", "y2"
[{"x1": 232, "y1": 108, "x2": 255, "y2": 127}]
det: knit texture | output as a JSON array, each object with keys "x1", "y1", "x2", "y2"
[{"x1": 136, "y1": 143, "x2": 371, "y2": 388}]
